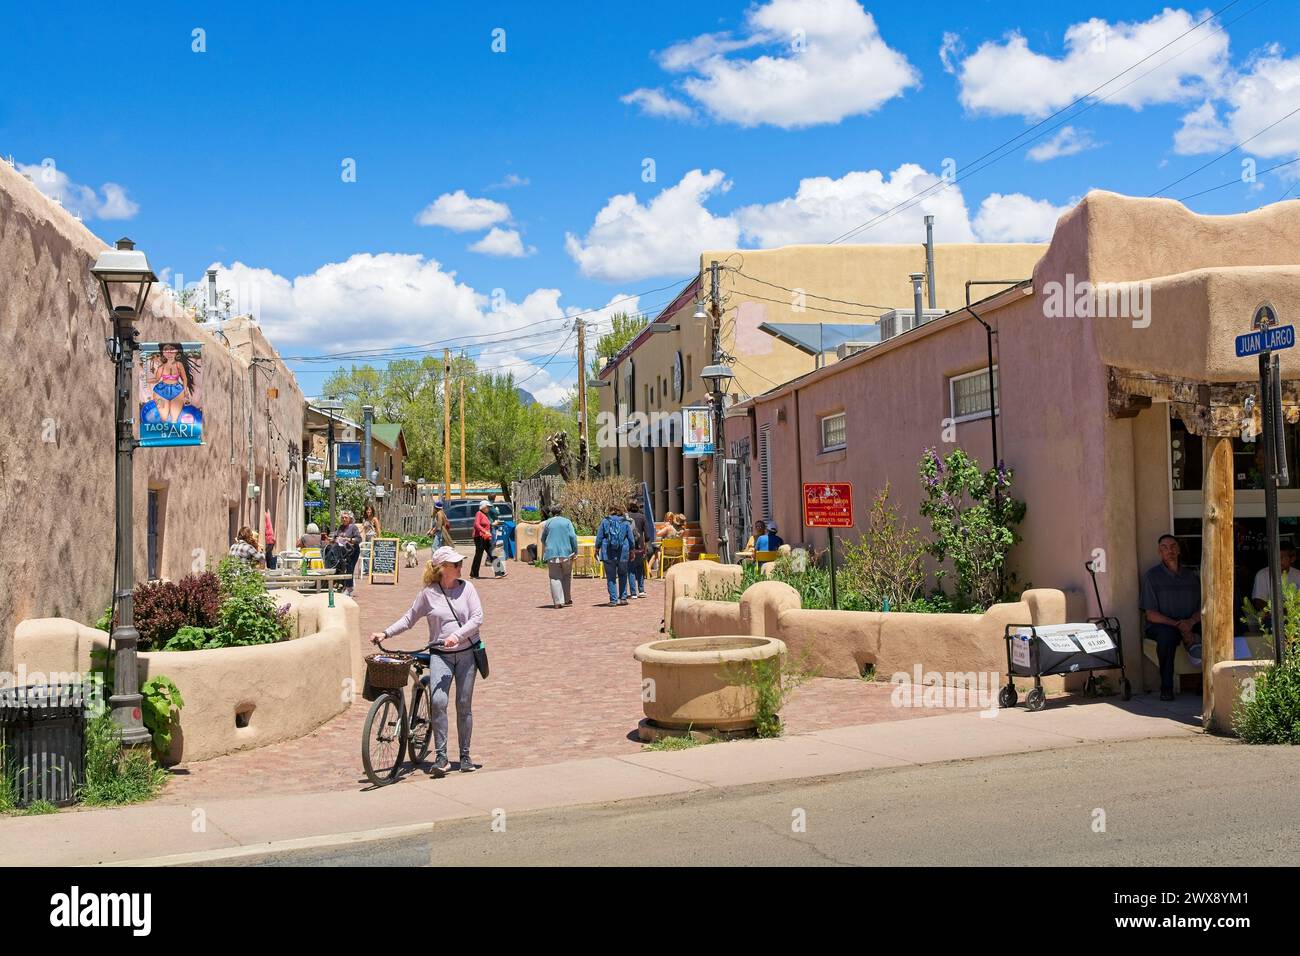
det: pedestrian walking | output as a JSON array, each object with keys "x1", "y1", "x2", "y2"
[
  {"x1": 541, "y1": 505, "x2": 578, "y2": 609},
  {"x1": 595, "y1": 503, "x2": 633, "y2": 606},
  {"x1": 470, "y1": 500, "x2": 494, "y2": 579},
  {"x1": 262, "y1": 511, "x2": 278, "y2": 569},
  {"x1": 430, "y1": 500, "x2": 453, "y2": 551},
  {"x1": 370, "y1": 546, "x2": 483, "y2": 776},
  {"x1": 625, "y1": 499, "x2": 649, "y2": 599}
]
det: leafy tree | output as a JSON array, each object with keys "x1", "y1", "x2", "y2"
[
  {"x1": 465, "y1": 372, "x2": 546, "y2": 499},
  {"x1": 918, "y1": 448, "x2": 1026, "y2": 610}
]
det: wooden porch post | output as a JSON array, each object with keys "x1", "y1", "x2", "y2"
[{"x1": 1201, "y1": 435, "x2": 1234, "y2": 731}]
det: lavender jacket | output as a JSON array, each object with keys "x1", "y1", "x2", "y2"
[{"x1": 383, "y1": 580, "x2": 483, "y2": 651}]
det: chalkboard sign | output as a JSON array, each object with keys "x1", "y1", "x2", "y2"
[{"x1": 369, "y1": 537, "x2": 400, "y2": 585}]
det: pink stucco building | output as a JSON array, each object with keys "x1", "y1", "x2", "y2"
[{"x1": 723, "y1": 191, "x2": 1300, "y2": 697}]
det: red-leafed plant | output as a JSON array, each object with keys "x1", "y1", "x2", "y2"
[{"x1": 109, "y1": 571, "x2": 222, "y2": 650}]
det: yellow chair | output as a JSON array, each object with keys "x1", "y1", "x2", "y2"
[
  {"x1": 753, "y1": 550, "x2": 780, "y2": 565},
  {"x1": 301, "y1": 547, "x2": 324, "y2": 571},
  {"x1": 658, "y1": 538, "x2": 686, "y2": 577},
  {"x1": 574, "y1": 538, "x2": 603, "y2": 578},
  {"x1": 698, "y1": 552, "x2": 721, "y2": 563}
]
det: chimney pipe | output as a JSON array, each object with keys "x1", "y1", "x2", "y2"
[
  {"x1": 924, "y1": 215, "x2": 937, "y2": 310},
  {"x1": 910, "y1": 273, "x2": 925, "y2": 328},
  {"x1": 206, "y1": 268, "x2": 218, "y2": 316}
]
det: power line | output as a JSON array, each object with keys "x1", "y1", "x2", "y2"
[
  {"x1": 826, "y1": 0, "x2": 1257, "y2": 245},
  {"x1": 729, "y1": 269, "x2": 891, "y2": 312},
  {"x1": 1150, "y1": 104, "x2": 1300, "y2": 197},
  {"x1": 1177, "y1": 156, "x2": 1300, "y2": 202}
]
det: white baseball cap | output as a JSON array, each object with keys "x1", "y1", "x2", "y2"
[{"x1": 431, "y1": 545, "x2": 466, "y2": 565}]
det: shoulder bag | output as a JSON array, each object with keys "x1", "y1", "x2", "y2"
[{"x1": 436, "y1": 583, "x2": 489, "y2": 678}]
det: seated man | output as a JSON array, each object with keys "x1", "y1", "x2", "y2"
[
  {"x1": 1250, "y1": 539, "x2": 1300, "y2": 616},
  {"x1": 1138, "y1": 534, "x2": 1201, "y2": 700}
]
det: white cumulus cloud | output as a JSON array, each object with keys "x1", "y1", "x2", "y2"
[
  {"x1": 415, "y1": 190, "x2": 512, "y2": 231},
  {"x1": 620, "y1": 87, "x2": 696, "y2": 121},
  {"x1": 1026, "y1": 126, "x2": 1100, "y2": 162},
  {"x1": 1199, "y1": 51, "x2": 1300, "y2": 158},
  {"x1": 626, "y1": 0, "x2": 918, "y2": 128},
  {"x1": 972, "y1": 193, "x2": 1074, "y2": 242},
  {"x1": 734, "y1": 164, "x2": 977, "y2": 245},
  {"x1": 955, "y1": 8, "x2": 1229, "y2": 119},
  {"x1": 17, "y1": 158, "x2": 139, "y2": 220},
  {"x1": 564, "y1": 169, "x2": 739, "y2": 282},
  {"x1": 469, "y1": 227, "x2": 535, "y2": 258}
]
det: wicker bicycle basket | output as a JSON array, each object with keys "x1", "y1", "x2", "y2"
[{"x1": 365, "y1": 653, "x2": 412, "y2": 689}]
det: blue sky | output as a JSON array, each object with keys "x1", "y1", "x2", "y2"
[{"x1": 4, "y1": 0, "x2": 1297, "y2": 401}]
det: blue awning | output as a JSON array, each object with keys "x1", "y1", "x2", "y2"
[{"x1": 757, "y1": 322, "x2": 880, "y2": 355}]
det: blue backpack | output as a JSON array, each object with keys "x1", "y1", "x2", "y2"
[{"x1": 599, "y1": 515, "x2": 632, "y2": 559}]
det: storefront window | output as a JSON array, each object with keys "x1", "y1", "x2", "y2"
[{"x1": 1170, "y1": 417, "x2": 1300, "y2": 491}]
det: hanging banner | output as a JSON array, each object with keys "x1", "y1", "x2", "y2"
[
  {"x1": 682, "y1": 406, "x2": 714, "y2": 457},
  {"x1": 138, "y1": 341, "x2": 204, "y2": 447},
  {"x1": 336, "y1": 441, "x2": 362, "y2": 479}
]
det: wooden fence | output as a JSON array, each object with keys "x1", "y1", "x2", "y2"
[{"x1": 510, "y1": 477, "x2": 564, "y2": 514}]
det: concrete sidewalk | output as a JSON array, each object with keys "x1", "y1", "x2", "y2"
[{"x1": 0, "y1": 695, "x2": 1204, "y2": 866}]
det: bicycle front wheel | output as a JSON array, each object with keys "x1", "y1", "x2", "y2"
[
  {"x1": 408, "y1": 681, "x2": 432, "y2": 764},
  {"x1": 362, "y1": 692, "x2": 407, "y2": 787}
]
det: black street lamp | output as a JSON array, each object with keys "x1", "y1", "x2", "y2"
[{"x1": 90, "y1": 238, "x2": 156, "y2": 749}]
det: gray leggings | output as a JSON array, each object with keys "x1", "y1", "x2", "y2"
[
  {"x1": 548, "y1": 557, "x2": 573, "y2": 605},
  {"x1": 426, "y1": 648, "x2": 477, "y2": 757}
]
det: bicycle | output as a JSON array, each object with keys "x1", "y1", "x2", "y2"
[{"x1": 361, "y1": 641, "x2": 435, "y2": 787}]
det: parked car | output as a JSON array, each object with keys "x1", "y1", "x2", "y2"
[{"x1": 442, "y1": 499, "x2": 513, "y2": 539}]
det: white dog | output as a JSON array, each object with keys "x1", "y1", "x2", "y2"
[{"x1": 403, "y1": 541, "x2": 418, "y2": 568}]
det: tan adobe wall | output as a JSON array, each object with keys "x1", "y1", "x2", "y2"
[
  {"x1": 0, "y1": 162, "x2": 305, "y2": 673},
  {"x1": 665, "y1": 561, "x2": 1067, "y2": 682},
  {"x1": 11, "y1": 591, "x2": 362, "y2": 763}
]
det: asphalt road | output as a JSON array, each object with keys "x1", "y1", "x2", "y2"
[{"x1": 221, "y1": 735, "x2": 1300, "y2": 867}]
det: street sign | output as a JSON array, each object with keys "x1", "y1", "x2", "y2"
[
  {"x1": 803, "y1": 482, "x2": 854, "y2": 528},
  {"x1": 1235, "y1": 324, "x2": 1294, "y2": 358}
]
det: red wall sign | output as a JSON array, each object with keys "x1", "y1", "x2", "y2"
[{"x1": 803, "y1": 482, "x2": 854, "y2": 528}]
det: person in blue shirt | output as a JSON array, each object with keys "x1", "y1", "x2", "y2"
[
  {"x1": 595, "y1": 504, "x2": 633, "y2": 607},
  {"x1": 540, "y1": 506, "x2": 578, "y2": 609},
  {"x1": 755, "y1": 523, "x2": 784, "y2": 555}
]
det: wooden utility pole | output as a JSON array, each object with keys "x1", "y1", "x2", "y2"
[
  {"x1": 459, "y1": 377, "x2": 466, "y2": 501},
  {"x1": 1201, "y1": 434, "x2": 1234, "y2": 730},
  {"x1": 443, "y1": 348, "x2": 452, "y2": 501},
  {"x1": 577, "y1": 319, "x2": 588, "y2": 478}
]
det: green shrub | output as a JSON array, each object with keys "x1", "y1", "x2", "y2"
[
  {"x1": 918, "y1": 448, "x2": 1026, "y2": 610},
  {"x1": 842, "y1": 484, "x2": 926, "y2": 611},
  {"x1": 721, "y1": 651, "x2": 818, "y2": 739},
  {"x1": 1234, "y1": 655, "x2": 1300, "y2": 744},
  {"x1": 140, "y1": 676, "x2": 185, "y2": 760},
  {"x1": 79, "y1": 712, "x2": 168, "y2": 806}
]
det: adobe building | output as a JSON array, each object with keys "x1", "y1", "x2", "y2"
[
  {"x1": 0, "y1": 161, "x2": 305, "y2": 672},
  {"x1": 594, "y1": 237, "x2": 1045, "y2": 526},
  {"x1": 724, "y1": 190, "x2": 1300, "y2": 715}
]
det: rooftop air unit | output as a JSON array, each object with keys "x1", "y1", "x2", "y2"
[
  {"x1": 878, "y1": 308, "x2": 946, "y2": 342},
  {"x1": 836, "y1": 341, "x2": 875, "y2": 361}
]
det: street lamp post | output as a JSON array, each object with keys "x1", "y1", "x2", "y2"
[
  {"x1": 91, "y1": 238, "x2": 157, "y2": 749},
  {"x1": 315, "y1": 400, "x2": 345, "y2": 532}
]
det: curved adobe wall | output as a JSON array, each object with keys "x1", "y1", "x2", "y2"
[{"x1": 11, "y1": 593, "x2": 362, "y2": 763}]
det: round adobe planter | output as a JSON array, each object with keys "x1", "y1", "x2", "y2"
[{"x1": 633, "y1": 635, "x2": 787, "y2": 735}]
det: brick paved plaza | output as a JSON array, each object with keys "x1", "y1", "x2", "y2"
[{"x1": 157, "y1": 552, "x2": 951, "y2": 803}]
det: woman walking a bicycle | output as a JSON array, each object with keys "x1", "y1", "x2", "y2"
[{"x1": 371, "y1": 545, "x2": 482, "y2": 776}]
